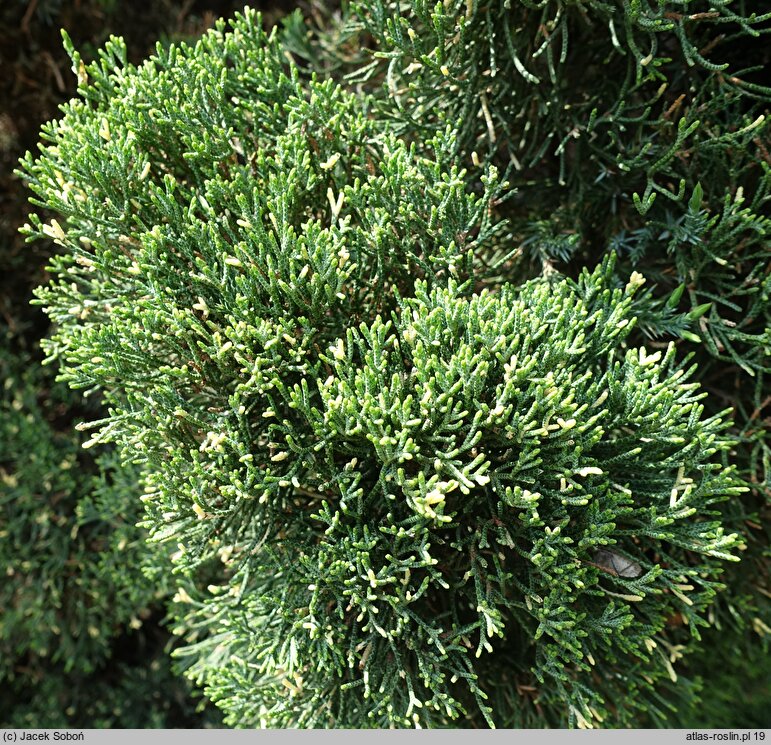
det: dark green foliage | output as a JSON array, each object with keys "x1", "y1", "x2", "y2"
[
  {"x1": 308, "y1": 0, "x2": 771, "y2": 360},
  {"x1": 2, "y1": 638, "x2": 220, "y2": 728},
  {"x1": 674, "y1": 630, "x2": 770, "y2": 728},
  {"x1": 0, "y1": 321, "x2": 209, "y2": 727},
  {"x1": 0, "y1": 329, "x2": 165, "y2": 677}
]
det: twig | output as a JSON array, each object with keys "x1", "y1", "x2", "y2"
[{"x1": 21, "y1": 0, "x2": 38, "y2": 35}]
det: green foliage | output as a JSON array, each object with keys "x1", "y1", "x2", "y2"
[
  {"x1": 18, "y1": 7, "x2": 762, "y2": 726},
  {"x1": 675, "y1": 629, "x2": 770, "y2": 728},
  {"x1": 0, "y1": 321, "x2": 207, "y2": 727},
  {"x1": 1, "y1": 635, "x2": 220, "y2": 728},
  {"x1": 2, "y1": 0, "x2": 268, "y2": 723},
  {"x1": 0, "y1": 329, "x2": 166, "y2": 677},
  {"x1": 310, "y1": 0, "x2": 771, "y2": 358},
  {"x1": 169, "y1": 259, "x2": 746, "y2": 728},
  {"x1": 304, "y1": 0, "x2": 771, "y2": 724},
  {"x1": 16, "y1": 0, "x2": 771, "y2": 730}
]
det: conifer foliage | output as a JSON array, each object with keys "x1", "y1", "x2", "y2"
[
  {"x1": 0, "y1": 337, "x2": 164, "y2": 676},
  {"x1": 16, "y1": 0, "x2": 771, "y2": 729},
  {"x1": 0, "y1": 324, "x2": 188, "y2": 725},
  {"x1": 169, "y1": 260, "x2": 746, "y2": 727}
]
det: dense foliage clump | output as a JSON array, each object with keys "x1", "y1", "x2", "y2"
[
  {"x1": 14, "y1": 0, "x2": 771, "y2": 729},
  {"x1": 0, "y1": 330, "x2": 159, "y2": 668}
]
